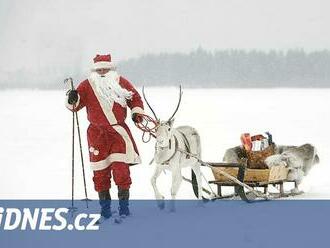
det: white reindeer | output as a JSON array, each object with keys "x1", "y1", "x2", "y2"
[{"x1": 143, "y1": 86, "x2": 203, "y2": 211}]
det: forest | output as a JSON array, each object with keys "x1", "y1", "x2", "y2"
[{"x1": 1, "y1": 48, "x2": 329, "y2": 89}]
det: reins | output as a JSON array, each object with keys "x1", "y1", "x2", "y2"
[{"x1": 134, "y1": 114, "x2": 158, "y2": 143}]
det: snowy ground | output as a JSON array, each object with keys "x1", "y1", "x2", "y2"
[{"x1": 0, "y1": 88, "x2": 329, "y2": 200}]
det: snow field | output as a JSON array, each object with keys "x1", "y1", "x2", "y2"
[{"x1": 0, "y1": 88, "x2": 329, "y2": 199}]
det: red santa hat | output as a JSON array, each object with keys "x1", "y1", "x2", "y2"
[{"x1": 92, "y1": 54, "x2": 116, "y2": 70}]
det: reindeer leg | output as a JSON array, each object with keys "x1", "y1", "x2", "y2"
[
  {"x1": 169, "y1": 167, "x2": 183, "y2": 212},
  {"x1": 151, "y1": 166, "x2": 165, "y2": 210},
  {"x1": 290, "y1": 169, "x2": 304, "y2": 194},
  {"x1": 191, "y1": 163, "x2": 203, "y2": 203}
]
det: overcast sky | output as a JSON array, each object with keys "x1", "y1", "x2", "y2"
[{"x1": 0, "y1": 0, "x2": 328, "y2": 72}]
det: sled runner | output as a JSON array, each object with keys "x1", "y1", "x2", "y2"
[
  {"x1": 206, "y1": 162, "x2": 302, "y2": 201},
  {"x1": 188, "y1": 155, "x2": 304, "y2": 202}
]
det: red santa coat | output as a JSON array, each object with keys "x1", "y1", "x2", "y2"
[{"x1": 66, "y1": 75, "x2": 144, "y2": 171}]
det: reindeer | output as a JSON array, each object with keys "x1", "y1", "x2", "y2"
[{"x1": 143, "y1": 86, "x2": 203, "y2": 211}]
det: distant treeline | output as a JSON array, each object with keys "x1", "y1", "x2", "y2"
[
  {"x1": 119, "y1": 48, "x2": 330, "y2": 88},
  {"x1": 1, "y1": 48, "x2": 330, "y2": 89}
]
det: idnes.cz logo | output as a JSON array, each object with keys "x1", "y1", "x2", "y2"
[{"x1": 0, "y1": 207, "x2": 100, "y2": 231}]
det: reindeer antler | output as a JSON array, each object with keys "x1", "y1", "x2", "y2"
[
  {"x1": 142, "y1": 86, "x2": 159, "y2": 121},
  {"x1": 168, "y1": 85, "x2": 183, "y2": 122}
]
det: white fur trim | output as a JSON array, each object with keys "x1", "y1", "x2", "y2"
[
  {"x1": 88, "y1": 78, "x2": 118, "y2": 125},
  {"x1": 87, "y1": 77, "x2": 141, "y2": 171},
  {"x1": 112, "y1": 125, "x2": 140, "y2": 162},
  {"x1": 65, "y1": 94, "x2": 80, "y2": 110},
  {"x1": 90, "y1": 152, "x2": 141, "y2": 171},
  {"x1": 93, "y1": 61, "x2": 115, "y2": 70},
  {"x1": 89, "y1": 125, "x2": 141, "y2": 171},
  {"x1": 131, "y1": 107, "x2": 144, "y2": 117}
]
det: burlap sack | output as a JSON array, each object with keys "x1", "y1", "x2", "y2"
[{"x1": 246, "y1": 145, "x2": 275, "y2": 169}]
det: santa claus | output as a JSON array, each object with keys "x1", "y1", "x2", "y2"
[{"x1": 65, "y1": 54, "x2": 144, "y2": 221}]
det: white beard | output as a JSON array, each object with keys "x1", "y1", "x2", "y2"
[{"x1": 89, "y1": 71, "x2": 133, "y2": 107}]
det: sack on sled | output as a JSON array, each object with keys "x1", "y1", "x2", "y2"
[{"x1": 241, "y1": 133, "x2": 275, "y2": 169}]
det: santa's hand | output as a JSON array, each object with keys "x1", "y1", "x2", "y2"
[
  {"x1": 132, "y1": 113, "x2": 143, "y2": 123},
  {"x1": 67, "y1": 90, "x2": 78, "y2": 104}
]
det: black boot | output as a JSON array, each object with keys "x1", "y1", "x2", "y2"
[
  {"x1": 98, "y1": 190, "x2": 112, "y2": 219},
  {"x1": 118, "y1": 188, "x2": 130, "y2": 217}
]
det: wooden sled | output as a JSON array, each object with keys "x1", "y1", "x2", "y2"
[{"x1": 190, "y1": 160, "x2": 303, "y2": 202}]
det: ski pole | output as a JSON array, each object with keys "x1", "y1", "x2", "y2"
[
  {"x1": 64, "y1": 77, "x2": 78, "y2": 214},
  {"x1": 67, "y1": 78, "x2": 90, "y2": 208},
  {"x1": 71, "y1": 106, "x2": 76, "y2": 211},
  {"x1": 75, "y1": 106, "x2": 90, "y2": 208}
]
